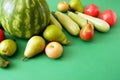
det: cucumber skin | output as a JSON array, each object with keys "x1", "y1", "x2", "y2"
[
  {"x1": 54, "y1": 11, "x2": 80, "y2": 36},
  {"x1": 68, "y1": 11, "x2": 87, "y2": 28}
]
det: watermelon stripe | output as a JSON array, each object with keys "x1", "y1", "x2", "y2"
[
  {"x1": 0, "y1": 0, "x2": 50, "y2": 39},
  {"x1": 42, "y1": 0, "x2": 50, "y2": 26}
]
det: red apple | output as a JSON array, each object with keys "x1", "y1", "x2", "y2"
[{"x1": 45, "y1": 42, "x2": 63, "y2": 59}]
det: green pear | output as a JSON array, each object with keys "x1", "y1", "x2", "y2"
[
  {"x1": 23, "y1": 36, "x2": 46, "y2": 60},
  {"x1": 69, "y1": 0, "x2": 83, "y2": 12},
  {"x1": 43, "y1": 25, "x2": 70, "y2": 45},
  {"x1": 0, "y1": 39, "x2": 17, "y2": 56}
]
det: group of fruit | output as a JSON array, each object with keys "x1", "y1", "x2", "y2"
[
  {"x1": 0, "y1": 29, "x2": 17, "y2": 68},
  {"x1": 0, "y1": 0, "x2": 66, "y2": 68},
  {"x1": 23, "y1": 35, "x2": 64, "y2": 61},
  {"x1": 0, "y1": 28, "x2": 65, "y2": 68},
  {"x1": 0, "y1": 0, "x2": 117, "y2": 68},
  {"x1": 57, "y1": 0, "x2": 117, "y2": 41}
]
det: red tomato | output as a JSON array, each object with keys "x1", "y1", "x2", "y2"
[
  {"x1": 84, "y1": 4, "x2": 100, "y2": 17},
  {"x1": 99, "y1": 10, "x2": 117, "y2": 26}
]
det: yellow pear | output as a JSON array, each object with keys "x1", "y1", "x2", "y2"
[
  {"x1": 22, "y1": 36, "x2": 46, "y2": 60},
  {"x1": 69, "y1": 0, "x2": 83, "y2": 12}
]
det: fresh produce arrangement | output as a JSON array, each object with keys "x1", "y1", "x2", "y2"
[{"x1": 0, "y1": 0, "x2": 117, "y2": 68}]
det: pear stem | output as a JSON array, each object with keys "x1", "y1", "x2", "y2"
[
  {"x1": 87, "y1": 20, "x2": 89, "y2": 24},
  {"x1": 22, "y1": 56, "x2": 27, "y2": 61}
]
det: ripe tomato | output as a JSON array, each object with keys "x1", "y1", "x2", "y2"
[
  {"x1": 84, "y1": 4, "x2": 100, "y2": 17},
  {"x1": 99, "y1": 10, "x2": 117, "y2": 26}
]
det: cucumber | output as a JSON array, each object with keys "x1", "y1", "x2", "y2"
[
  {"x1": 50, "y1": 13, "x2": 62, "y2": 30},
  {"x1": 54, "y1": 11, "x2": 80, "y2": 36},
  {"x1": 76, "y1": 12, "x2": 110, "y2": 32}
]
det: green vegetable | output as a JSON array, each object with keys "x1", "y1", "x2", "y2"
[
  {"x1": 54, "y1": 11, "x2": 80, "y2": 36},
  {"x1": 68, "y1": 11, "x2": 87, "y2": 28},
  {"x1": 0, "y1": 0, "x2": 50, "y2": 38},
  {"x1": 76, "y1": 12, "x2": 110, "y2": 32},
  {"x1": 0, "y1": 56, "x2": 9, "y2": 68}
]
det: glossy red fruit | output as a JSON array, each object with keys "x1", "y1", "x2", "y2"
[
  {"x1": 0, "y1": 29, "x2": 5, "y2": 42},
  {"x1": 84, "y1": 4, "x2": 100, "y2": 17},
  {"x1": 80, "y1": 21, "x2": 94, "y2": 41},
  {"x1": 99, "y1": 9, "x2": 117, "y2": 26}
]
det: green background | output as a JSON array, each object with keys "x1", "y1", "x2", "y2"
[{"x1": 0, "y1": 0, "x2": 120, "y2": 80}]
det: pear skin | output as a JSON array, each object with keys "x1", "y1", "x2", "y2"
[
  {"x1": 80, "y1": 21, "x2": 94, "y2": 41},
  {"x1": 0, "y1": 39, "x2": 17, "y2": 57},
  {"x1": 23, "y1": 36, "x2": 46, "y2": 60},
  {"x1": 43, "y1": 25, "x2": 70, "y2": 45},
  {"x1": 69, "y1": 0, "x2": 83, "y2": 12}
]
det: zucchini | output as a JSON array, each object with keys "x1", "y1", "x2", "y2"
[
  {"x1": 68, "y1": 11, "x2": 87, "y2": 28},
  {"x1": 54, "y1": 11, "x2": 80, "y2": 36},
  {"x1": 50, "y1": 13, "x2": 62, "y2": 30},
  {"x1": 76, "y1": 12, "x2": 110, "y2": 32}
]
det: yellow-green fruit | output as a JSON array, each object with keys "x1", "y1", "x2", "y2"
[
  {"x1": 23, "y1": 36, "x2": 46, "y2": 60},
  {"x1": 0, "y1": 39, "x2": 17, "y2": 56},
  {"x1": 43, "y1": 25, "x2": 70, "y2": 45},
  {"x1": 69, "y1": 0, "x2": 83, "y2": 12}
]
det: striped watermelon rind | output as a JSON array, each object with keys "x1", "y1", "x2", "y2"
[{"x1": 0, "y1": 0, "x2": 50, "y2": 39}]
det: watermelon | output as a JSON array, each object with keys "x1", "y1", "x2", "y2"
[{"x1": 0, "y1": 0, "x2": 50, "y2": 39}]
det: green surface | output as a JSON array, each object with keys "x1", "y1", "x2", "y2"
[{"x1": 0, "y1": 0, "x2": 120, "y2": 80}]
